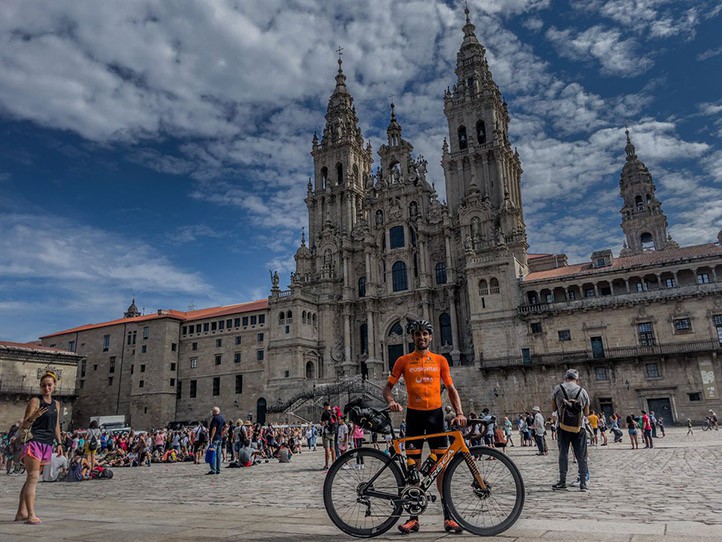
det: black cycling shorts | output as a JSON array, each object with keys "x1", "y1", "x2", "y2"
[{"x1": 404, "y1": 407, "x2": 448, "y2": 453}]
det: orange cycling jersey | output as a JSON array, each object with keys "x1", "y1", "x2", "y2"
[{"x1": 388, "y1": 351, "x2": 453, "y2": 411}]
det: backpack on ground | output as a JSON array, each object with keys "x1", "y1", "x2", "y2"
[{"x1": 558, "y1": 385, "x2": 583, "y2": 433}]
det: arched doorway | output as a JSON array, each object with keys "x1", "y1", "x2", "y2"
[
  {"x1": 386, "y1": 320, "x2": 413, "y2": 372},
  {"x1": 256, "y1": 397, "x2": 267, "y2": 426}
]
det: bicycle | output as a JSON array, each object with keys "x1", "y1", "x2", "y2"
[
  {"x1": 702, "y1": 416, "x2": 718, "y2": 431},
  {"x1": 323, "y1": 407, "x2": 525, "y2": 538}
]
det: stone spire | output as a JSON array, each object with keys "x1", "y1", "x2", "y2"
[
  {"x1": 320, "y1": 49, "x2": 363, "y2": 147},
  {"x1": 386, "y1": 102, "x2": 402, "y2": 147},
  {"x1": 619, "y1": 129, "x2": 677, "y2": 256},
  {"x1": 124, "y1": 297, "x2": 140, "y2": 318}
]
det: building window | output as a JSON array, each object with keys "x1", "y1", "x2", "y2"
[
  {"x1": 216, "y1": 338, "x2": 222, "y2": 347},
  {"x1": 285, "y1": 325, "x2": 290, "y2": 334},
  {"x1": 558, "y1": 330, "x2": 571, "y2": 342},
  {"x1": 141, "y1": 345, "x2": 147, "y2": 354},
  {"x1": 234, "y1": 352, "x2": 241, "y2": 363},
  {"x1": 458, "y1": 125, "x2": 467, "y2": 149},
  {"x1": 258, "y1": 314, "x2": 265, "y2": 325},
  {"x1": 242, "y1": 316, "x2": 249, "y2": 326},
  {"x1": 645, "y1": 362, "x2": 660, "y2": 378},
  {"x1": 545, "y1": 292, "x2": 554, "y2": 303},
  {"x1": 130, "y1": 364, "x2": 134, "y2": 375},
  {"x1": 439, "y1": 313, "x2": 452, "y2": 346},
  {"x1": 435, "y1": 262, "x2": 447, "y2": 284},
  {"x1": 177, "y1": 381, "x2": 182, "y2": 399},
  {"x1": 143, "y1": 326, "x2": 149, "y2": 339},
  {"x1": 688, "y1": 392, "x2": 702, "y2": 402},
  {"x1": 219, "y1": 320, "x2": 225, "y2": 330},
  {"x1": 235, "y1": 375, "x2": 243, "y2": 394},
  {"x1": 257, "y1": 350, "x2": 264, "y2": 361},
  {"x1": 190, "y1": 380, "x2": 197, "y2": 398},
  {"x1": 251, "y1": 315, "x2": 258, "y2": 325},
  {"x1": 389, "y1": 226, "x2": 405, "y2": 249},
  {"x1": 80, "y1": 379, "x2": 85, "y2": 390},
  {"x1": 284, "y1": 370, "x2": 290, "y2": 378},
  {"x1": 635, "y1": 281, "x2": 648, "y2": 292},
  {"x1": 521, "y1": 348, "x2": 531, "y2": 366},
  {"x1": 170, "y1": 378, "x2": 175, "y2": 387},
  {"x1": 714, "y1": 315, "x2": 722, "y2": 345},
  {"x1": 171, "y1": 342, "x2": 177, "y2": 352},
  {"x1": 489, "y1": 278, "x2": 500, "y2": 294},
  {"x1": 139, "y1": 380, "x2": 144, "y2": 388},
  {"x1": 109, "y1": 356, "x2": 116, "y2": 374},
  {"x1": 215, "y1": 354, "x2": 222, "y2": 366},
  {"x1": 192, "y1": 342, "x2": 198, "y2": 351},
  {"x1": 140, "y1": 364, "x2": 146, "y2": 372},
  {"x1": 210, "y1": 377, "x2": 219, "y2": 396},
  {"x1": 530, "y1": 322, "x2": 543, "y2": 334},
  {"x1": 584, "y1": 288, "x2": 595, "y2": 298},
  {"x1": 108, "y1": 376, "x2": 114, "y2": 386},
  {"x1": 358, "y1": 277, "x2": 366, "y2": 298},
  {"x1": 257, "y1": 332, "x2": 264, "y2": 342},
  {"x1": 80, "y1": 360, "x2": 87, "y2": 378},
  {"x1": 182, "y1": 326, "x2": 188, "y2": 335},
  {"x1": 594, "y1": 367, "x2": 609, "y2": 381},
  {"x1": 638, "y1": 322, "x2": 656, "y2": 346},
  {"x1": 392, "y1": 261, "x2": 408, "y2": 292},
  {"x1": 235, "y1": 317, "x2": 242, "y2": 327},
  {"x1": 203, "y1": 323, "x2": 210, "y2": 332},
  {"x1": 360, "y1": 323, "x2": 368, "y2": 355},
  {"x1": 568, "y1": 290, "x2": 576, "y2": 300},
  {"x1": 103, "y1": 335, "x2": 110, "y2": 352},
  {"x1": 68, "y1": 340, "x2": 76, "y2": 352},
  {"x1": 697, "y1": 273, "x2": 710, "y2": 284},
  {"x1": 673, "y1": 318, "x2": 692, "y2": 332},
  {"x1": 170, "y1": 362, "x2": 176, "y2": 371},
  {"x1": 226, "y1": 319, "x2": 233, "y2": 329},
  {"x1": 190, "y1": 357, "x2": 198, "y2": 369},
  {"x1": 235, "y1": 336, "x2": 241, "y2": 345},
  {"x1": 665, "y1": 278, "x2": 676, "y2": 288}
]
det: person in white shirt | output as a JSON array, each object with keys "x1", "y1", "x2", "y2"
[{"x1": 42, "y1": 447, "x2": 68, "y2": 482}]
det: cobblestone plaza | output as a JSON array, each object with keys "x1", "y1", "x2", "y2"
[{"x1": 1, "y1": 427, "x2": 720, "y2": 541}]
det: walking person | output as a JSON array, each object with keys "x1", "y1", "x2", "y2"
[
  {"x1": 15, "y1": 371, "x2": 63, "y2": 524},
  {"x1": 641, "y1": 410, "x2": 653, "y2": 449},
  {"x1": 657, "y1": 417, "x2": 666, "y2": 437},
  {"x1": 686, "y1": 418, "x2": 694, "y2": 436},
  {"x1": 551, "y1": 369, "x2": 590, "y2": 492},
  {"x1": 207, "y1": 407, "x2": 225, "y2": 475},
  {"x1": 320, "y1": 402, "x2": 337, "y2": 469},
  {"x1": 626, "y1": 413, "x2": 639, "y2": 449},
  {"x1": 503, "y1": 416, "x2": 514, "y2": 447},
  {"x1": 86, "y1": 419, "x2": 102, "y2": 471}
]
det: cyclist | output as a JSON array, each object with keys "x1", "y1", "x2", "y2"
[
  {"x1": 383, "y1": 319, "x2": 467, "y2": 535},
  {"x1": 708, "y1": 410, "x2": 718, "y2": 430}
]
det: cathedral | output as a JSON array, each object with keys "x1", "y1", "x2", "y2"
[{"x1": 39, "y1": 11, "x2": 722, "y2": 429}]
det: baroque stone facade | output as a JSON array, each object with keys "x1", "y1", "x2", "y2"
[{"x1": 38, "y1": 11, "x2": 722, "y2": 427}]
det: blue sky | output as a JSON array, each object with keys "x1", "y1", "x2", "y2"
[{"x1": 1, "y1": 0, "x2": 721, "y2": 342}]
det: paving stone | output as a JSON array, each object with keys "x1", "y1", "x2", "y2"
[{"x1": 1, "y1": 427, "x2": 720, "y2": 541}]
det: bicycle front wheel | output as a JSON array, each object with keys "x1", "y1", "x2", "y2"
[
  {"x1": 443, "y1": 447, "x2": 525, "y2": 536},
  {"x1": 323, "y1": 448, "x2": 405, "y2": 538}
]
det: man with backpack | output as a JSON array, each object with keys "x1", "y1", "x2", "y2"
[
  {"x1": 551, "y1": 369, "x2": 590, "y2": 491},
  {"x1": 320, "y1": 402, "x2": 338, "y2": 469}
]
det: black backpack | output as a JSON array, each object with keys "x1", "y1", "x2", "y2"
[
  {"x1": 558, "y1": 385, "x2": 583, "y2": 433},
  {"x1": 88, "y1": 433, "x2": 99, "y2": 451}
]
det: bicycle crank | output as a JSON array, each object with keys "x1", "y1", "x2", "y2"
[{"x1": 400, "y1": 487, "x2": 430, "y2": 515}]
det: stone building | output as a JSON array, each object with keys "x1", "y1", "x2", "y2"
[
  {"x1": 0, "y1": 341, "x2": 82, "y2": 429},
  {"x1": 38, "y1": 10, "x2": 721, "y2": 426}
]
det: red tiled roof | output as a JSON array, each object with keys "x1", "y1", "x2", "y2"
[
  {"x1": 0, "y1": 340, "x2": 82, "y2": 355},
  {"x1": 527, "y1": 253, "x2": 552, "y2": 260},
  {"x1": 40, "y1": 299, "x2": 269, "y2": 339},
  {"x1": 524, "y1": 243, "x2": 722, "y2": 283}
]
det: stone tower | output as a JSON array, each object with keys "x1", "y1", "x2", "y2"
[{"x1": 619, "y1": 129, "x2": 678, "y2": 256}]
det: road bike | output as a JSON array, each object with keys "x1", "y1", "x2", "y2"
[
  {"x1": 323, "y1": 407, "x2": 525, "y2": 537},
  {"x1": 702, "y1": 416, "x2": 718, "y2": 431}
]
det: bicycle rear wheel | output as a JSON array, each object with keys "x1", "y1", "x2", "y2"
[
  {"x1": 443, "y1": 446, "x2": 524, "y2": 536},
  {"x1": 323, "y1": 448, "x2": 404, "y2": 538}
]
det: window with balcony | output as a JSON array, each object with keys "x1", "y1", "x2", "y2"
[
  {"x1": 530, "y1": 322, "x2": 543, "y2": 334},
  {"x1": 697, "y1": 273, "x2": 710, "y2": 284},
  {"x1": 665, "y1": 278, "x2": 676, "y2": 288},
  {"x1": 645, "y1": 362, "x2": 660, "y2": 378},
  {"x1": 638, "y1": 322, "x2": 656, "y2": 346}
]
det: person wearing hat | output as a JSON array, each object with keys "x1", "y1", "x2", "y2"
[
  {"x1": 550, "y1": 369, "x2": 590, "y2": 491},
  {"x1": 531, "y1": 406, "x2": 546, "y2": 455}
]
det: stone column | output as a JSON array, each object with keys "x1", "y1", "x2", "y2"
[{"x1": 449, "y1": 289, "x2": 461, "y2": 364}]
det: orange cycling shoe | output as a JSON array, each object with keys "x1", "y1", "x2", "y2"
[
  {"x1": 444, "y1": 519, "x2": 463, "y2": 533},
  {"x1": 398, "y1": 518, "x2": 420, "y2": 534}
]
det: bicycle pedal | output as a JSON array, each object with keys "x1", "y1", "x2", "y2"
[{"x1": 429, "y1": 495, "x2": 437, "y2": 503}]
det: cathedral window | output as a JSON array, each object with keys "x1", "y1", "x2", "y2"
[
  {"x1": 479, "y1": 279, "x2": 489, "y2": 295},
  {"x1": 439, "y1": 313, "x2": 452, "y2": 346},
  {"x1": 635, "y1": 195, "x2": 644, "y2": 210},
  {"x1": 302, "y1": 311, "x2": 307, "y2": 324},
  {"x1": 312, "y1": 313, "x2": 317, "y2": 326},
  {"x1": 458, "y1": 126, "x2": 467, "y2": 150},
  {"x1": 336, "y1": 162, "x2": 343, "y2": 185},
  {"x1": 306, "y1": 361, "x2": 315, "y2": 379},
  {"x1": 489, "y1": 277, "x2": 500, "y2": 294},
  {"x1": 638, "y1": 323, "x2": 656, "y2": 346},
  {"x1": 358, "y1": 277, "x2": 366, "y2": 297},
  {"x1": 321, "y1": 167, "x2": 328, "y2": 190},
  {"x1": 435, "y1": 262, "x2": 447, "y2": 284},
  {"x1": 389, "y1": 226, "x2": 405, "y2": 249},
  {"x1": 389, "y1": 322, "x2": 403, "y2": 336},
  {"x1": 278, "y1": 312, "x2": 285, "y2": 325},
  {"x1": 476, "y1": 120, "x2": 486, "y2": 144},
  {"x1": 286, "y1": 311, "x2": 292, "y2": 323},
  {"x1": 640, "y1": 232, "x2": 654, "y2": 250},
  {"x1": 392, "y1": 261, "x2": 408, "y2": 291}
]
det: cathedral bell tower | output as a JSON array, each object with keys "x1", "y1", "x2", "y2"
[
  {"x1": 307, "y1": 54, "x2": 373, "y2": 245},
  {"x1": 442, "y1": 7, "x2": 526, "y2": 260},
  {"x1": 619, "y1": 130, "x2": 678, "y2": 256}
]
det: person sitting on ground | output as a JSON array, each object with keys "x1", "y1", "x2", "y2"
[
  {"x1": 42, "y1": 446, "x2": 68, "y2": 482},
  {"x1": 66, "y1": 448, "x2": 90, "y2": 481},
  {"x1": 278, "y1": 441, "x2": 292, "y2": 463}
]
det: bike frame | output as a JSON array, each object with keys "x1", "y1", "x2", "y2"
[{"x1": 358, "y1": 416, "x2": 488, "y2": 504}]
